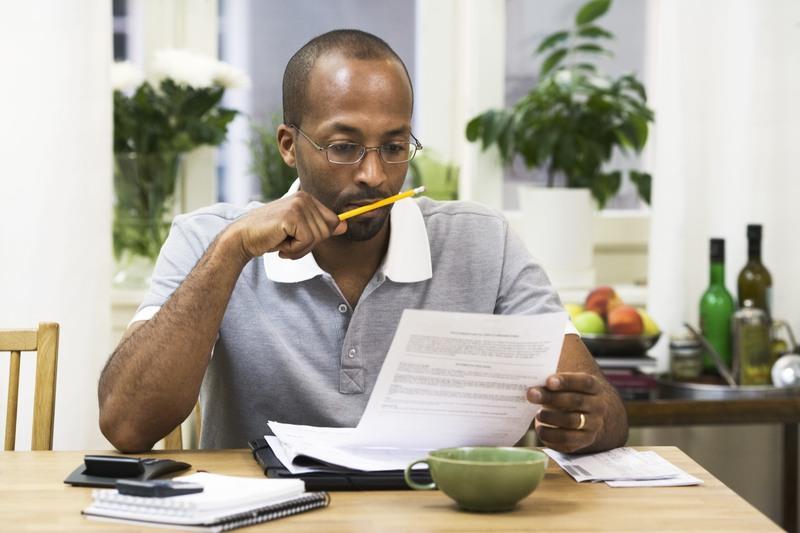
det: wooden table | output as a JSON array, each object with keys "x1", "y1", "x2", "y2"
[
  {"x1": 0, "y1": 447, "x2": 778, "y2": 531},
  {"x1": 625, "y1": 395, "x2": 800, "y2": 532}
]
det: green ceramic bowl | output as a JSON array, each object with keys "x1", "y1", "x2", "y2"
[{"x1": 404, "y1": 447, "x2": 548, "y2": 512}]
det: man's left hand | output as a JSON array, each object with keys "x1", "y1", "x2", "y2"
[{"x1": 527, "y1": 372, "x2": 607, "y2": 453}]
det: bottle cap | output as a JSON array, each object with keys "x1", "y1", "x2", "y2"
[
  {"x1": 747, "y1": 224, "x2": 762, "y2": 241},
  {"x1": 710, "y1": 238, "x2": 725, "y2": 262}
]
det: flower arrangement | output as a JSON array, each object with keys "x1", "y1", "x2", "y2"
[{"x1": 111, "y1": 50, "x2": 249, "y2": 274}]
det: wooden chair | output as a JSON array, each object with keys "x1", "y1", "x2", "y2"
[
  {"x1": 0, "y1": 322, "x2": 59, "y2": 450},
  {"x1": 162, "y1": 402, "x2": 202, "y2": 450}
]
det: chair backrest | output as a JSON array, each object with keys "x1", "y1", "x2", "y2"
[
  {"x1": 162, "y1": 402, "x2": 202, "y2": 450},
  {"x1": 0, "y1": 322, "x2": 59, "y2": 450}
]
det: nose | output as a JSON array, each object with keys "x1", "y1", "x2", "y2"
[{"x1": 353, "y1": 148, "x2": 388, "y2": 188}]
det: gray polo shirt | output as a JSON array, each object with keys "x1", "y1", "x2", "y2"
[{"x1": 135, "y1": 191, "x2": 571, "y2": 448}]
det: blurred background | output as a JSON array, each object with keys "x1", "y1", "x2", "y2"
[{"x1": 1, "y1": 0, "x2": 798, "y2": 525}]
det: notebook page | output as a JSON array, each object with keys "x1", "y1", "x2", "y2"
[{"x1": 90, "y1": 473, "x2": 304, "y2": 516}]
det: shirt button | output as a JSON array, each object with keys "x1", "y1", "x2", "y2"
[
  {"x1": 348, "y1": 348, "x2": 356, "y2": 359},
  {"x1": 338, "y1": 304, "x2": 348, "y2": 313}
]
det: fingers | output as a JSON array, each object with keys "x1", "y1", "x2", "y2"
[
  {"x1": 237, "y1": 191, "x2": 345, "y2": 260},
  {"x1": 277, "y1": 197, "x2": 346, "y2": 259},
  {"x1": 309, "y1": 194, "x2": 347, "y2": 235},
  {"x1": 526, "y1": 372, "x2": 607, "y2": 453},
  {"x1": 535, "y1": 422, "x2": 594, "y2": 454},
  {"x1": 536, "y1": 408, "x2": 588, "y2": 431},
  {"x1": 544, "y1": 373, "x2": 602, "y2": 394},
  {"x1": 527, "y1": 387, "x2": 595, "y2": 411}
]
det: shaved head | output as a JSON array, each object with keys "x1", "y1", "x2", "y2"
[{"x1": 282, "y1": 29, "x2": 413, "y2": 127}]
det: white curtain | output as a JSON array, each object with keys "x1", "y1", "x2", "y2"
[
  {"x1": 0, "y1": 2, "x2": 112, "y2": 448},
  {"x1": 645, "y1": 0, "x2": 800, "y2": 368}
]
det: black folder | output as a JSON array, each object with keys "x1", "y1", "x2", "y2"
[{"x1": 248, "y1": 437, "x2": 432, "y2": 491}]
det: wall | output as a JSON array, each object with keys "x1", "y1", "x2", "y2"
[{"x1": 0, "y1": 1, "x2": 112, "y2": 450}]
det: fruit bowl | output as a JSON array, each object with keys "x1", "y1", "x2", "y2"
[{"x1": 581, "y1": 333, "x2": 661, "y2": 357}]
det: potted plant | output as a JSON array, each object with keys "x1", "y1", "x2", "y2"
[
  {"x1": 408, "y1": 150, "x2": 459, "y2": 201},
  {"x1": 465, "y1": 0, "x2": 653, "y2": 286},
  {"x1": 250, "y1": 114, "x2": 297, "y2": 201}
]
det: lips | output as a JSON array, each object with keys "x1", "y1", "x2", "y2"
[{"x1": 344, "y1": 199, "x2": 383, "y2": 209}]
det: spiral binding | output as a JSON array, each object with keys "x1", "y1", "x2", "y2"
[{"x1": 216, "y1": 492, "x2": 330, "y2": 531}]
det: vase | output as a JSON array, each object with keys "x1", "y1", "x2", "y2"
[
  {"x1": 514, "y1": 186, "x2": 595, "y2": 289},
  {"x1": 112, "y1": 151, "x2": 182, "y2": 289}
]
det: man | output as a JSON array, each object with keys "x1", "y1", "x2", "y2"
[{"x1": 99, "y1": 30, "x2": 627, "y2": 454}]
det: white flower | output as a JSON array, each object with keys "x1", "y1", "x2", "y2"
[
  {"x1": 111, "y1": 61, "x2": 144, "y2": 92},
  {"x1": 213, "y1": 62, "x2": 251, "y2": 89},
  {"x1": 152, "y1": 49, "x2": 216, "y2": 88},
  {"x1": 151, "y1": 49, "x2": 250, "y2": 90}
]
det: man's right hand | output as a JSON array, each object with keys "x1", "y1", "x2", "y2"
[{"x1": 227, "y1": 191, "x2": 347, "y2": 263}]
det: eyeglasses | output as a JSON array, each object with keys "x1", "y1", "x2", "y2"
[{"x1": 290, "y1": 124, "x2": 422, "y2": 165}]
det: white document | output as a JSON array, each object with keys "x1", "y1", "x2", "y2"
[
  {"x1": 267, "y1": 423, "x2": 427, "y2": 472},
  {"x1": 545, "y1": 447, "x2": 703, "y2": 487},
  {"x1": 605, "y1": 452, "x2": 703, "y2": 487},
  {"x1": 352, "y1": 309, "x2": 567, "y2": 448},
  {"x1": 268, "y1": 309, "x2": 567, "y2": 471}
]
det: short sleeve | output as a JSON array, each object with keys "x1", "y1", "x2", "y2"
[
  {"x1": 131, "y1": 213, "x2": 224, "y2": 322},
  {"x1": 495, "y1": 222, "x2": 578, "y2": 336}
]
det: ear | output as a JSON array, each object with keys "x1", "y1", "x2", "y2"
[{"x1": 276, "y1": 123, "x2": 297, "y2": 167}]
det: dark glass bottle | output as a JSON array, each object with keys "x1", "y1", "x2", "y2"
[
  {"x1": 737, "y1": 224, "x2": 772, "y2": 318},
  {"x1": 699, "y1": 238, "x2": 735, "y2": 372}
]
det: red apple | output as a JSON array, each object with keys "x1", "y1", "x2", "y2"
[
  {"x1": 608, "y1": 305, "x2": 645, "y2": 336},
  {"x1": 584, "y1": 286, "x2": 623, "y2": 320}
]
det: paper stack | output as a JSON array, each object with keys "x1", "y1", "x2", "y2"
[
  {"x1": 545, "y1": 447, "x2": 703, "y2": 487},
  {"x1": 265, "y1": 309, "x2": 567, "y2": 473}
]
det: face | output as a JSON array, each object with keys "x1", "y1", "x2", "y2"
[{"x1": 277, "y1": 53, "x2": 413, "y2": 241}]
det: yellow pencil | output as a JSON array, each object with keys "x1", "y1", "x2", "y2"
[{"x1": 338, "y1": 186, "x2": 426, "y2": 221}]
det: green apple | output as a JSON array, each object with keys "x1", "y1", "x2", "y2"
[{"x1": 573, "y1": 311, "x2": 606, "y2": 335}]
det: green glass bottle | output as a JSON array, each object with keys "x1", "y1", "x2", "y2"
[
  {"x1": 699, "y1": 238, "x2": 735, "y2": 372},
  {"x1": 737, "y1": 224, "x2": 772, "y2": 318}
]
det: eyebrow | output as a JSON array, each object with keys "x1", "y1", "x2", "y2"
[{"x1": 326, "y1": 122, "x2": 410, "y2": 138}]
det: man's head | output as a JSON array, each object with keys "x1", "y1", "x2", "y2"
[{"x1": 277, "y1": 30, "x2": 415, "y2": 241}]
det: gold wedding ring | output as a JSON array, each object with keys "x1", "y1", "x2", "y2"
[{"x1": 577, "y1": 413, "x2": 586, "y2": 430}]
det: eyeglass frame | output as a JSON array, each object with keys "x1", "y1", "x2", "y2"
[{"x1": 289, "y1": 123, "x2": 423, "y2": 165}]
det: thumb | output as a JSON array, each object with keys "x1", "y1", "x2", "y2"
[{"x1": 332, "y1": 221, "x2": 348, "y2": 236}]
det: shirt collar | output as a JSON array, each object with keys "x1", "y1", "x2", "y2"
[{"x1": 263, "y1": 179, "x2": 432, "y2": 284}]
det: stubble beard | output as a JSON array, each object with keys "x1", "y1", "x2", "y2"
[{"x1": 340, "y1": 209, "x2": 390, "y2": 241}]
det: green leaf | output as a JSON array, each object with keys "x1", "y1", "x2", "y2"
[
  {"x1": 465, "y1": 115, "x2": 482, "y2": 142},
  {"x1": 612, "y1": 128, "x2": 633, "y2": 153},
  {"x1": 573, "y1": 63, "x2": 597, "y2": 72},
  {"x1": 540, "y1": 48, "x2": 568, "y2": 77},
  {"x1": 576, "y1": 0, "x2": 612, "y2": 25},
  {"x1": 590, "y1": 170, "x2": 621, "y2": 209},
  {"x1": 536, "y1": 31, "x2": 570, "y2": 54},
  {"x1": 629, "y1": 114, "x2": 649, "y2": 150},
  {"x1": 619, "y1": 74, "x2": 647, "y2": 101},
  {"x1": 496, "y1": 115, "x2": 515, "y2": 162},
  {"x1": 577, "y1": 25, "x2": 614, "y2": 39},
  {"x1": 573, "y1": 43, "x2": 611, "y2": 55},
  {"x1": 630, "y1": 170, "x2": 652, "y2": 204},
  {"x1": 483, "y1": 110, "x2": 505, "y2": 150}
]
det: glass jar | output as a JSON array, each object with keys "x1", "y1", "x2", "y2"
[{"x1": 670, "y1": 331, "x2": 703, "y2": 381}]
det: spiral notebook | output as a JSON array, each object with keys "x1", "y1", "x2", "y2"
[{"x1": 82, "y1": 472, "x2": 329, "y2": 531}]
